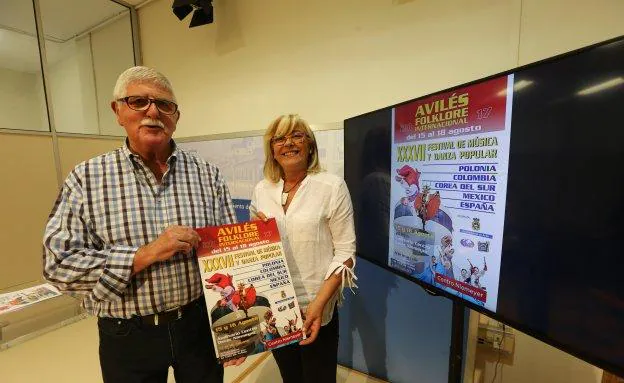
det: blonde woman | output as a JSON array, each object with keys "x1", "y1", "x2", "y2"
[{"x1": 250, "y1": 114, "x2": 357, "y2": 383}]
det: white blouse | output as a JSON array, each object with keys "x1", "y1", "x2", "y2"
[{"x1": 250, "y1": 172, "x2": 357, "y2": 326}]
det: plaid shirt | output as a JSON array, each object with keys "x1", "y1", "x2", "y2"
[{"x1": 43, "y1": 141, "x2": 236, "y2": 318}]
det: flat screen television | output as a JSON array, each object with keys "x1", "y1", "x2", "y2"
[{"x1": 344, "y1": 36, "x2": 624, "y2": 376}]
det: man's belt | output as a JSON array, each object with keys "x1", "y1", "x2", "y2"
[{"x1": 138, "y1": 298, "x2": 203, "y2": 326}]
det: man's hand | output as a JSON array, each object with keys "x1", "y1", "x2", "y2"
[
  {"x1": 133, "y1": 225, "x2": 200, "y2": 274},
  {"x1": 251, "y1": 211, "x2": 269, "y2": 222}
]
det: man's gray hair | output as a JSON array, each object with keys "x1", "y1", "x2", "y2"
[{"x1": 113, "y1": 66, "x2": 177, "y2": 102}]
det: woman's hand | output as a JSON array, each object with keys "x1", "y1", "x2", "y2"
[
  {"x1": 252, "y1": 211, "x2": 269, "y2": 222},
  {"x1": 299, "y1": 299, "x2": 324, "y2": 346},
  {"x1": 223, "y1": 357, "x2": 246, "y2": 367}
]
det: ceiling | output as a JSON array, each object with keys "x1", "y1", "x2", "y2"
[
  {"x1": 0, "y1": 0, "x2": 129, "y2": 41},
  {"x1": 0, "y1": 0, "x2": 136, "y2": 73}
]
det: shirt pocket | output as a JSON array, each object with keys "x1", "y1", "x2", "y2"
[{"x1": 289, "y1": 211, "x2": 321, "y2": 242}]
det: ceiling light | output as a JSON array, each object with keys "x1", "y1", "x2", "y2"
[
  {"x1": 497, "y1": 80, "x2": 534, "y2": 97},
  {"x1": 576, "y1": 77, "x2": 624, "y2": 96}
]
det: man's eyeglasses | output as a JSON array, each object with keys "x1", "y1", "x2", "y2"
[
  {"x1": 272, "y1": 131, "x2": 307, "y2": 146},
  {"x1": 117, "y1": 96, "x2": 178, "y2": 115}
]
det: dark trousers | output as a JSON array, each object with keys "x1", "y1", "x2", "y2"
[
  {"x1": 98, "y1": 300, "x2": 222, "y2": 383},
  {"x1": 271, "y1": 312, "x2": 339, "y2": 383}
]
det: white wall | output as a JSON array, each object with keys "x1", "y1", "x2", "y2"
[
  {"x1": 138, "y1": 0, "x2": 624, "y2": 137},
  {"x1": 137, "y1": 0, "x2": 624, "y2": 381},
  {"x1": 0, "y1": 67, "x2": 47, "y2": 131},
  {"x1": 518, "y1": 0, "x2": 624, "y2": 65},
  {"x1": 139, "y1": 0, "x2": 525, "y2": 136},
  {"x1": 478, "y1": 323, "x2": 603, "y2": 383},
  {"x1": 138, "y1": 0, "x2": 624, "y2": 138}
]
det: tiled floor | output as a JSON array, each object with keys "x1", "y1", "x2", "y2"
[
  {"x1": 0, "y1": 317, "x2": 386, "y2": 383},
  {"x1": 231, "y1": 353, "x2": 387, "y2": 383}
]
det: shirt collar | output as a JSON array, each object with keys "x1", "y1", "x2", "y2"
[{"x1": 121, "y1": 138, "x2": 179, "y2": 164}]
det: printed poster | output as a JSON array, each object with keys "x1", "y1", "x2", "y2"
[
  {"x1": 196, "y1": 218, "x2": 304, "y2": 362},
  {"x1": 389, "y1": 75, "x2": 514, "y2": 311}
]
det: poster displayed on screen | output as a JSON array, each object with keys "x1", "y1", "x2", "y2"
[
  {"x1": 389, "y1": 75, "x2": 513, "y2": 311},
  {"x1": 346, "y1": 37, "x2": 624, "y2": 375}
]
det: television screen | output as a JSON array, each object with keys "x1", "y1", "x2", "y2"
[{"x1": 345, "y1": 36, "x2": 624, "y2": 376}]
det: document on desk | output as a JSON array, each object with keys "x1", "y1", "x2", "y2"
[{"x1": 0, "y1": 283, "x2": 61, "y2": 315}]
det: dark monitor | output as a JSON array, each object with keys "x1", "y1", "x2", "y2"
[{"x1": 345, "y1": 36, "x2": 624, "y2": 376}]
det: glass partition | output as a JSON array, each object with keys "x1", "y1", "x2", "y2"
[
  {"x1": 39, "y1": 0, "x2": 135, "y2": 135},
  {"x1": 0, "y1": 0, "x2": 49, "y2": 132}
]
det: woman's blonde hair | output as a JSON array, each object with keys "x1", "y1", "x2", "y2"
[{"x1": 262, "y1": 114, "x2": 321, "y2": 183}]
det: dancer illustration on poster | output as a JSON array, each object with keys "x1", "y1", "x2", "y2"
[
  {"x1": 395, "y1": 164, "x2": 421, "y2": 206},
  {"x1": 468, "y1": 258, "x2": 488, "y2": 289}
]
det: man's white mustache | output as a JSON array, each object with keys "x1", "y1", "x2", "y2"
[{"x1": 141, "y1": 119, "x2": 165, "y2": 128}]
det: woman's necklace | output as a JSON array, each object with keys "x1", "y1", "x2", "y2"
[{"x1": 281, "y1": 176, "x2": 306, "y2": 206}]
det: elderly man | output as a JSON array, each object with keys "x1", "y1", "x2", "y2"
[{"x1": 43, "y1": 66, "x2": 237, "y2": 382}]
